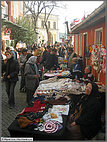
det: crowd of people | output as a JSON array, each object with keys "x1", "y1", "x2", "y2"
[{"x1": 1, "y1": 42, "x2": 103, "y2": 140}]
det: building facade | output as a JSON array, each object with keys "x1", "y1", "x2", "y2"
[
  {"x1": 1, "y1": 1, "x2": 24, "y2": 51},
  {"x1": 71, "y1": 2, "x2": 106, "y2": 85},
  {"x1": 36, "y1": 13, "x2": 59, "y2": 45}
]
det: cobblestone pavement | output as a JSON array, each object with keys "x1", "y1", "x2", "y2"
[{"x1": 1, "y1": 76, "x2": 27, "y2": 137}]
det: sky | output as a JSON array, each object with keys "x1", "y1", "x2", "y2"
[{"x1": 52, "y1": 1, "x2": 104, "y2": 33}]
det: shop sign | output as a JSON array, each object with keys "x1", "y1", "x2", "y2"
[
  {"x1": 2, "y1": 35, "x2": 10, "y2": 40},
  {"x1": 62, "y1": 38, "x2": 65, "y2": 42}
]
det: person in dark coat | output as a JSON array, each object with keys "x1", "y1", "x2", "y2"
[
  {"x1": 19, "y1": 48, "x2": 28, "y2": 92},
  {"x1": 66, "y1": 82, "x2": 101, "y2": 140},
  {"x1": 24, "y1": 56, "x2": 40, "y2": 106},
  {"x1": 3, "y1": 51, "x2": 19, "y2": 109},
  {"x1": 40, "y1": 46, "x2": 50, "y2": 66},
  {"x1": 76, "y1": 65, "x2": 94, "y2": 84},
  {"x1": 58, "y1": 46, "x2": 65, "y2": 58},
  {"x1": 83, "y1": 65, "x2": 94, "y2": 82},
  {"x1": 70, "y1": 57, "x2": 82, "y2": 79},
  {"x1": 44, "y1": 48, "x2": 59, "y2": 71}
]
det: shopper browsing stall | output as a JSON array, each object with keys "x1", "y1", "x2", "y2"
[{"x1": 24, "y1": 56, "x2": 40, "y2": 106}]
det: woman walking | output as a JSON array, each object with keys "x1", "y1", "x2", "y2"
[{"x1": 24, "y1": 56, "x2": 40, "y2": 106}]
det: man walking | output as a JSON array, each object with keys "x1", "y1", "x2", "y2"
[{"x1": 3, "y1": 51, "x2": 19, "y2": 109}]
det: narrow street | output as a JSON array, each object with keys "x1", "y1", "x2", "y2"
[
  {"x1": 1, "y1": 76, "x2": 105, "y2": 140},
  {"x1": 1, "y1": 76, "x2": 27, "y2": 137}
]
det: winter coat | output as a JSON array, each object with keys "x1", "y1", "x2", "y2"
[
  {"x1": 24, "y1": 63, "x2": 39, "y2": 91},
  {"x1": 45, "y1": 54, "x2": 59, "y2": 70},
  {"x1": 58, "y1": 47, "x2": 65, "y2": 57},
  {"x1": 3, "y1": 57, "x2": 19, "y2": 82},
  {"x1": 75, "y1": 83, "x2": 101, "y2": 139},
  {"x1": 40, "y1": 50, "x2": 50, "y2": 65}
]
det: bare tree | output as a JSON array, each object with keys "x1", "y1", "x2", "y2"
[
  {"x1": 24, "y1": 1, "x2": 66, "y2": 44},
  {"x1": 43, "y1": 1, "x2": 55, "y2": 45}
]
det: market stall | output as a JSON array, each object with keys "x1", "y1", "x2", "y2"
[
  {"x1": 43, "y1": 70, "x2": 71, "y2": 79},
  {"x1": 8, "y1": 76, "x2": 105, "y2": 140},
  {"x1": 8, "y1": 77, "x2": 86, "y2": 140},
  {"x1": 8, "y1": 104, "x2": 69, "y2": 140}
]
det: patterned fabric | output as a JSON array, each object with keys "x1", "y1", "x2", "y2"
[
  {"x1": 43, "y1": 120, "x2": 63, "y2": 133},
  {"x1": 84, "y1": 73, "x2": 94, "y2": 82}
]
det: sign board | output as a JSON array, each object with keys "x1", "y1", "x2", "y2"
[
  {"x1": 62, "y1": 38, "x2": 65, "y2": 42},
  {"x1": 2, "y1": 35, "x2": 10, "y2": 40}
]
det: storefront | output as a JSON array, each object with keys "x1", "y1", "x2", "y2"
[
  {"x1": 70, "y1": 2, "x2": 106, "y2": 85},
  {"x1": 1, "y1": 19, "x2": 27, "y2": 52}
]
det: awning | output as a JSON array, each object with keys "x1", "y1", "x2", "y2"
[
  {"x1": 2, "y1": 18, "x2": 28, "y2": 31},
  {"x1": 71, "y1": 2, "x2": 105, "y2": 34}
]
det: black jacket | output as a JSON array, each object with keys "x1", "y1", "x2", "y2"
[
  {"x1": 75, "y1": 95, "x2": 101, "y2": 139},
  {"x1": 40, "y1": 50, "x2": 50, "y2": 65},
  {"x1": 4, "y1": 57, "x2": 19, "y2": 82},
  {"x1": 45, "y1": 54, "x2": 59, "y2": 70}
]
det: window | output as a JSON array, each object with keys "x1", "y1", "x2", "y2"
[
  {"x1": 2, "y1": 2, "x2": 8, "y2": 19},
  {"x1": 48, "y1": 21, "x2": 50, "y2": 29},
  {"x1": 14, "y1": 2, "x2": 18, "y2": 19},
  {"x1": 95, "y1": 28, "x2": 102, "y2": 45},
  {"x1": 53, "y1": 22, "x2": 56, "y2": 29},
  {"x1": 79, "y1": 34, "x2": 82, "y2": 56},
  {"x1": 1, "y1": 6, "x2": 5, "y2": 18},
  {"x1": 41, "y1": 20, "x2": 44, "y2": 28},
  {"x1": 75, "y1": 35, "x2": 78, "y2": 54}
]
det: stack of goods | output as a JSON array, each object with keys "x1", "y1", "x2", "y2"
[
  {"x1": 16, "y1": 97, "x2": 70, "y2": 134},
  {"x1": 58, "y1": 57, "x2": 63, "y2": 64},
  {"x1": 58, "y1": 57, "x2": 67, "y2": 70},
  {"x1": 34, "y1": 77, "x2": 86, "y2": 96},
  {"x1": 34, "y1": 104, "x2": 69, "y2": 133},
  {"x1": 44, "y1": 70, "x2": 71, "y2": 77},
  {"x1": 60, "y1": 71, "x2": 71, "y2": 76}
]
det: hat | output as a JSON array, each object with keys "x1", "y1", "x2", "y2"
[{"x1": 72, "y1": 57, "x2": 78, "y2": 62}]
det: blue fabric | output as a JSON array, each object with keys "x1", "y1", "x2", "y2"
[{"x1": 72, "y1": 63, "x2": 81, "y2": 72}]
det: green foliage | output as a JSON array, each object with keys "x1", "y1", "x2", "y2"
[
  {"x1": 2, "y1": 17, "x2": 37, "y2": 47},
  {"x1": 17, "y1": 17, "x2": 37, "y2": 46}
]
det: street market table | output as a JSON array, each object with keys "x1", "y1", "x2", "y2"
[
  {"x1": 43, "y1": 70, "x2": 71, "y2": 79},
  {"x1": 8, "y1": 114, "x2": 68, "y2": 140},
  {"x1": 8, "y1": 77, "x2": 105, "y2": 140},
  {"x1": 8, "y1": 77, "x2": 86, "y2": 140}
]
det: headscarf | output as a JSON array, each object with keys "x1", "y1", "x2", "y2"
[
  {"x1": 26, "y1": 56, "x2": 39, "y2": 75},
  {"x1": 88, "y1": 82, "x2": 99, "y2": 97},
  {"x1": 26, "y1": 56, "x2": 37, "y2": 64}
]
